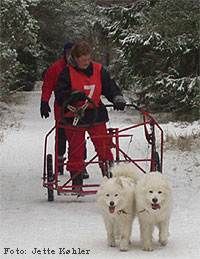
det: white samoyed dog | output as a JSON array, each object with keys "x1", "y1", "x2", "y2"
[
  {"x1": 135, "y1": 171, "x2": 173, "y2": 251},
  {"x1": 97, "y1": 163, "x2": 141, "y2": 251}
]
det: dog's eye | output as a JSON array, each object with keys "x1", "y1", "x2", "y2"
[
  {"x1": 115, "y1": 194, "x2": 118, "y2": 197},
  {"x1": 149, "y1": 190, "x2": 153, "y2": 193},
  {"x1": 158, "y1": 191, "x2": 162, "y2": 194},
  {"x1": 106, "y1": 194, "x2": 109, "y2": 197}
]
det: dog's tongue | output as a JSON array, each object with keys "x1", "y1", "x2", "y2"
[
  {"x1": 109, "y1": 206, "x2": 115, "y2": 213},
  {"x1": 152, "y1": 203, "x2": 161, "y2": 210}
]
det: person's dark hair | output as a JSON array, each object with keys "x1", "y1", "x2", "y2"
[{"x1": 64, "y1": 42, "x2": 74, "y2": 55}]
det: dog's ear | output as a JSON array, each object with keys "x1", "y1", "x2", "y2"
[
  {"x1": 142, "y1": 173, "x2": 151, "y2": 188},
  {"x1": 143, "y1": 174, "x2": 148, "y2": 185},
  {"x1": 163, "y1": 174, "x2": 168, "y2": 182},
  {"x1": 115, "y1": 177, "x2": 123, "y2": 188},
  {"x1": 103, "y1": 176, "x2": 109, "y2": 184}
]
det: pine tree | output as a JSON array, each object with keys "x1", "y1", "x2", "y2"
[
  {"x1": 1, "y1": 0, "x2": 40, "y2": 97},
  {"x1": 96, "y1": 0, "x2": 200, "y2": 115}
]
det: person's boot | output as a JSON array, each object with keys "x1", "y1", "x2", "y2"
[
  {"x1": 58, "y1": 156, "x2": 65, "y2": 175},
  {"x1": 108, "y1": 160, "x2": 114, "y2": 178},
  {"x1": 82, "y1": 168, "x2": 89, "y2": 179},
  {"x1": 101, "y1": 160, "x2": 114, "y2": 178},
  {"x1": 70, "y1": 171, "x2": 84, "y2": 195}
]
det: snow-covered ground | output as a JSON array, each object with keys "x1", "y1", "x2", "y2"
[{"x1": 0, "y1": 91, "x2": 200, "y2": 259}]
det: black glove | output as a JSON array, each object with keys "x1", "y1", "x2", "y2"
[
  {"x1": 71, "y1": 90, "x2": 87, "y2": 102},
  {"x1": 113, "y1": 95, "x2": 126, "y2": 111},
  {"x1": 40, "y1": 101, "x2": 51, "y2": 118}
]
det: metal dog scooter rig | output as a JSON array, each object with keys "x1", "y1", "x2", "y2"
[{"x1": 42, "y1": 93, "x2": 164, "y2": 201}]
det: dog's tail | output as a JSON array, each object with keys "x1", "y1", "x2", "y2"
[{"x1": 111, "y1": 163, "x2": 143, "y2": 182}]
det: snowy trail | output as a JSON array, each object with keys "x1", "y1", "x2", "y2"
[{"x1": 0, "y1": 91, "x2": 200, "y2": 259}]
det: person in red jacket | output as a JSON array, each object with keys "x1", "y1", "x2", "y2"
[
  {"x1": 41, "y1": 42, "x2": 74, "y2": 120},
  {"x1": 40, "y1": 42, "x2": 89, "y2": 178},
  {"x1": 55, "y1": 41, "x2": 126, "y2": 192}
]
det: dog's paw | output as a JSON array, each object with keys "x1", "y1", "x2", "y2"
[
  {"x1": 143, "y1": 244, "x2": 153, "y2": 251},
  {"x1": 142, "y1": 238, "x2": 153, "y2": 251},
  {"x1": 159, "y1": 239, "x2": 168, "y2": 246},
  {"x1": 143, "y1": 247, "x2": 153, "y2": 251},
  {"x1": 120, "y1": 239, "x2": 129, "y2": 252},
  {"x1": 107, "y1": 238, "x2": 116, "y2": 247},
  {"x1": 120, "y1": 244, "x2": 128, "y2": 252}
]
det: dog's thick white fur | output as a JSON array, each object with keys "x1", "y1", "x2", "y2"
[
  {"x1": 135, "y1": 171, "x2": 173, "y2": 251},
  {"x1": 97, "y1": 164, "x2": 140, "y2": 251},
  {"x1": 97, "y1": 163, "x2": 173, "y2": 252}
]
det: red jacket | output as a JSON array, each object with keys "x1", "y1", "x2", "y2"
[{"x1": 41, "y1": 57, "x2": 66, "y2": 120}]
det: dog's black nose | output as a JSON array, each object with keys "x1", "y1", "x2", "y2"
[
  {"x1": 152, "y1": 198, "x2": 158, "y2": 204},
  {"x1": 110, "y1": 201, "x2": 115, "y2": 207}
]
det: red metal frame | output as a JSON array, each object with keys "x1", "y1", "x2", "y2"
[{"x1": 43, "y1": 107, "x2": 164, "y2": 196}]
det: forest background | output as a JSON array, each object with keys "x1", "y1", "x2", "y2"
[{"x1": 1, "y1": 0, "x2": 200, "y2": 120}]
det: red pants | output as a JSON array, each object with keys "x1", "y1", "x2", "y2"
[{"x1": 65, "y1": 123, "x2": 114, "y2": 172}]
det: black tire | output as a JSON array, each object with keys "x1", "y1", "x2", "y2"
[{"x1": 47, "y1": 154, "x2": 54, "y2": 201}]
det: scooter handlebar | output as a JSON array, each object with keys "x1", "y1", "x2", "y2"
[{"x1": 105, "y1": 103, "x2": 140, "y2": 110}]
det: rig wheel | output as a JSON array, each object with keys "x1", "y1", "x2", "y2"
[{"x1": 47, "y1": 154, "x2": 54, "y2": 201}]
